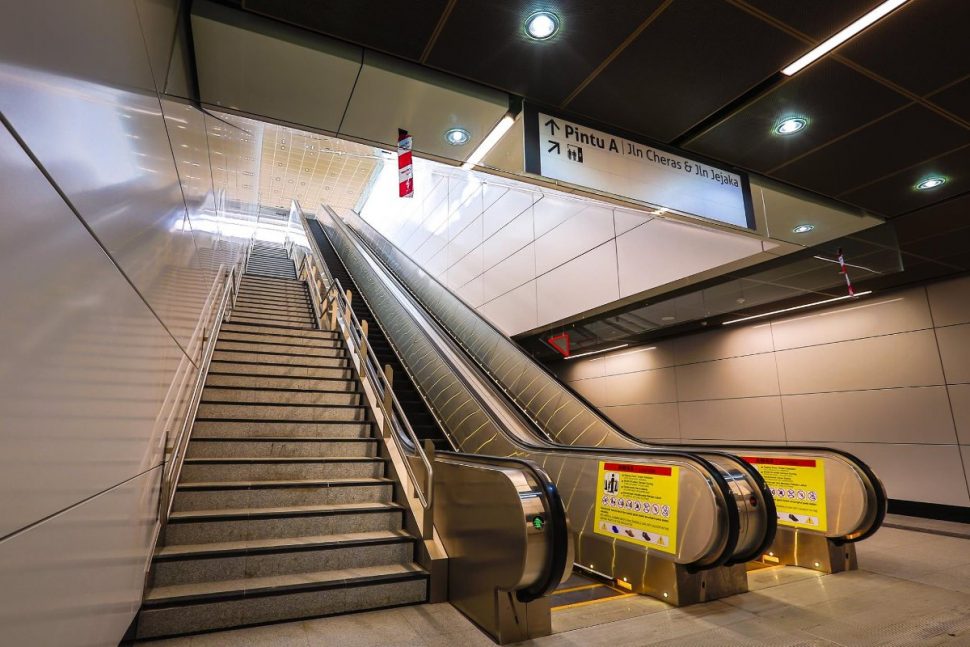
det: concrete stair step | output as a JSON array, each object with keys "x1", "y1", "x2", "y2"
[
  {"x1": 230, "y1": 309, "x2": 314, "y2": 323},
  {"x1": 217, "y1": 330, "x2": 338, "y2": 348},
  {"x1": 180, "y1": 456, "x2": 385, "y2": 481},
  {"x1": 186, "y1": 436, "x2": 377, "y2": 458},
  {"x1": 246, "y1": 270, "x2": 297, "y2": 280},
  {"x1": 230, "y1": 302, "x2": 313, "y2": 317},
  {"x1": 172, "y1": 477, "x2": 393, "y2": 510},
  {"x1": 220, "y1": 322, "x2": 335, "y2": 340},
  {"x1": 150, "y1": 530, "x2": 416, "y2": 586},
  {"x1": 135, "y1": 563, "x2": 427, "y2": 639},
  {"x1": 195, "y1": 402, "x2": 368, "y2": 422},
  {"x1": 201, "y1": 387, "x2": 360, "y2": 406},
  {"x1": 229, "y1": 316, "x2": 316, "y2": 330},
  {"x1": 206, "y1": 361, "x2": 350, "y2": 380},
  {"x1": 214, "y1": 341, "x2": 341, "y2": 358},
  {"x1": 205, "y1": 370, "x2": 353, "y2": 386},
  {"x1": 162, "y1": 501, "x2": 405, "y2": 545},
  {"x1": 210, "y1": 350, "x2": 344, "y2": 368},
  {"x1": 191, "y1": 420, "x2": 374, "y2": 438},
  {"x1": 234, "y1": 297, "x2": 311, "y2": 311},
  {"x1": 238, "y1": 281, "x2": 308, "y2": 295},
  {"x1": 241, "y1": 275, "x2": 304, "y2": 287}
]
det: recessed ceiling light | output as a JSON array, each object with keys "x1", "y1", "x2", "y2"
[
  {"x1": 774, "y1": 117, "x2": 807, "y2": 135},
  {"x1": 444, "y1": 127, "x2": 470, "y2": 146},
  {"x1": 916, "y1": 176, "x2": 946, "y2": 190},
  {"x1": 792, "y1": 224, "x2": 815, "y2": 233},
  {"x1": 525, "y1": 11, "x2": 559, "y2": 40}
]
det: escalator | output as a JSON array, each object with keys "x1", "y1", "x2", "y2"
[
  {"x1": 329, "y1": 204, "x2": 887, "y2": 574},
  {"x1": 299, "y1": 205, "x2": 771, "y2": 606},
  {"x1": 312, "y1": 227, "x2": 451, "y2": 452}
]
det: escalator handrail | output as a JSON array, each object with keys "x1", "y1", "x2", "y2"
[
  {"x1": 316, "y1": 207, "x2": 743, "y2": 571},
  {"x1": 338, "y1": 207, "x2": 883, "y2": 543},
  {"x1": 293, "y1": 202, "x2": 434, "y2": 513},
  {"x1": 436, "y1": 451, "x2": 570, "y2": 603}
]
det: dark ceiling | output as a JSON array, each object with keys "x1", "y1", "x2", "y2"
[{"x1": 228, "y1": 0, "x2": 969, "y2": 354}]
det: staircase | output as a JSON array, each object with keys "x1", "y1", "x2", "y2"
[{"x1": 133, "y1": 242, "x2": 429, "y2": 640}]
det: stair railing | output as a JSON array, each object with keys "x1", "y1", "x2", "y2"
[
  {"x1": 159, "y1": 262, "x2": 238, "y2": 527},
  {"x1": 293, "y1": 206, "x2": 434, "y2": 539}
]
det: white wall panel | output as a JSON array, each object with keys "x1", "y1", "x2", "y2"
[
  {"x1": 482, "y1": 244, "x2": 534, "y2": 302},
  {"x1": 0, "y1": 124, "x2": 181, "y2": 537},
  {"x1": 0, "y1": 468, "x2": 160, "y2": 647},
  {"x1": 613, "y1": 208, "x2": 652, "y2": 235},
  {"x1": 533, "y1": 195, "x2": 586, "y2": 237},
  {"x1": 482, "y1": 188, "x2": 535, "y2": 238},
  {"x1": 447, "y1": 244, "x2": 483, "y2": 290},
  {"x1": 483, "y1": 207, "x2": 533, "y2": 270},
  {"x1": 534, "y1": 205, "x2": 614, "y2": 275},
  {"x1": 479, "y1": 281, "x2": 538, "y2": 336},
  {"x1": 537, "y1": 241, "x2": 619, "y2": 327},
  {"x1": 448, "y1": 215, "x2": 483, "y2": 269},
  {"x1": 616, "y1": 218, "x2": 762, "y2": 298}
]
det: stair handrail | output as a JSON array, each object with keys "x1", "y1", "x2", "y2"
[
  {"x1": 291, "y1": 202, "x2": 434, "y2": 537},
  {"x1": 159, "y1": 262, "x2": 237, "y2": 525}
]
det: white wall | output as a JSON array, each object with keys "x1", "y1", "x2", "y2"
[
  {"x1": 554, "y1": 276, "x2": 970, "y2": 509},
  {"x1": 359, "y1": 160, "x2": 768, "y2": 335},
  {"x1": 0, "y1": 2, "x2": 252, "y2": 644}
]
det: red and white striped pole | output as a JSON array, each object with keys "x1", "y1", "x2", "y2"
[
  {"x1": 397, "y1": 129, "x2": 413, "y2": 198},
  {"x1": 837, "y1": 248, "x2": 855, "y2": 296}
]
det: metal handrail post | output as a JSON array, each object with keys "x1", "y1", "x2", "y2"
[{"x1": 359, "y1": 320, "x2": 369, "y2": 384}]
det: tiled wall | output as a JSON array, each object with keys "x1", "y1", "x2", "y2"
[
  {"x1": 553, "y1": 276, "x2": 970, "y2": 508},
  {"x1": 0, "y1": 2, "x2": 251, "y2": 644},
  {"x1": 359, "y1": 160, "x2": 767, "y2": 335}
]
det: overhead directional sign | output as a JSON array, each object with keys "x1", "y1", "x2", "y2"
[{"x1": 524, "y1": 106, "x2": 754, "y2": 229}]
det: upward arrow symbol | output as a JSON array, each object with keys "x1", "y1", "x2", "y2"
[{"x1": 544, "y1": 118, "x2": 560, "y2": 135}]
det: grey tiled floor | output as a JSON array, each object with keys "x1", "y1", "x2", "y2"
[{"x1": 142, "y1": 526, "x2": 970, "y2": 646}]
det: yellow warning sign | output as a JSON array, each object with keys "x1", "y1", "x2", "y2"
[
  {"x1": 594, "y1": 461, "x2": 679, "y2": 554},
  {"x1": 743, "y1": 456, "x2": 827, "y2": 532}
]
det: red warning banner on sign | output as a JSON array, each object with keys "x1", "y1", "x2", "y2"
[
  {"x1": 398, "y1": 129, "x2": 413, "y2": 198},
  {"x1": 742, "y1": 456, "x2": 817, "y2": 468}
]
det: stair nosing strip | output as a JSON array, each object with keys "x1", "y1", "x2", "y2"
[{"x1": 153, "y1": 534, "x2": 415, "y2": 562}]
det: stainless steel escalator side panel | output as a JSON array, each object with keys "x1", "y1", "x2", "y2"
[
  {"x1": 337, "y1": 207, "x2": 883, "y2": 545},
  {"x1": 306, "y1": 213, "x2": 745, "y2": 602}
]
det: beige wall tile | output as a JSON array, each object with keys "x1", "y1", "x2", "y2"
[
  {"x1": 799, "y1": 442, "x2": 970, "y2": 507},
  {"x1": 676, "y1": 353, "x2": 780, "y2": 401},
  {"x1": 936, "y1": 323, "x2": 970, "y2": 384},
  {"x1": 601, "y1": 367, "x2": 677, "y2": 406},
  {"x1": 949, "y1": 384, "x2": 970, "y2": 445},
  {"x1": 770, "y1": 288, "x2": 933, "y2": 351},
  {"x1": 678, "y1": 398, "x2": 786, "y2": 442},
  {"x1": 673, "y1": 323, "x2": 773, "y2": 364},
  {"x1": 782, "y1": 387, "x2": 956, "y2": 444},
  {"x1": 557, "y1": 356, "x2": 607, "y2": 382},
  {"x1": 927, "y1": 275, "x2": 970, "y2": 326},
  {"x1": 569, "y1": 376, "x2": 608, "y2": 408},
  {"x1": 603, "y1": 342, "x2": 677, "y2": 374},
  {"x1": 602, "y1": 403, "x2": 680, "y2": 440},
  {"x1": 776, "y1": 329, "x2": 944, "y2": 394}
]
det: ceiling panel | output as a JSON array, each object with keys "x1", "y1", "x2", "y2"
[
  {"x1": 242, "y1": 0, "x2": 449, "y2": 60},
  {"x1": 839, "y1": 144, "x2": 970, "y2": 217},
  {"x1": 740, "y1": 0, "x2": 882, "y2": 40},
  {"x1": 426, "y1": 0, "x2": 667, "y2": 106},
  {"x1": 771, "y1": 104, "x2": 970, "y2": 200},
  {"x1": 929, "y1": 76, "x2": 970, "y2": 123},
  {"x1": 685, "y1": 58, "x2": 908, "y2": 173},
  {"x1": 568, "y1": 0, "x2": 805, "y2": 142},
  {"x1": 839, "y1": 0, "x2": 970, "y2": 96},
  {"x1": 893, "y1": 194, "x2": 970, "y2": 244}
]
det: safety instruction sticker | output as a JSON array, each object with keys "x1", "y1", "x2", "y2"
[
  {"x1": 743, "y1": 457, "x2": 827, "y2": 532},
  {"x1": 594, "y1": 462, "x2": 679, "y2": 554}
]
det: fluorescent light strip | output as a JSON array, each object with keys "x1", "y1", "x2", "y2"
[
  {"x1": 565, "y1": 344, "x2": 629, "y2": 360},
  {"x1": 461, "y1": 114, "x2": 515, "y2": 170},
  {"x1": 781, "y1": 0, "x2": 910, "y2": 76},
  {"x1": 722, "y1": 291, "x2": 872, "y2": 325}
]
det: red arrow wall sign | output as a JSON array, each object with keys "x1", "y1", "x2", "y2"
[{"x1": 547, "y1": 332, "x2": 570, "y2": 358}]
